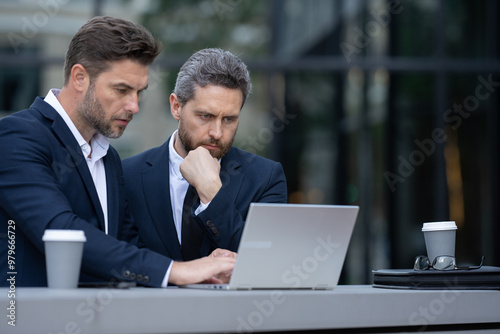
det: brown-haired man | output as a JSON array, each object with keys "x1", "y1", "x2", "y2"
[{"x1": 0, "y1": 16, "x2": 234, "y2": 288}]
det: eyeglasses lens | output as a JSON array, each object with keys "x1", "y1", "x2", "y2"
[
  {"x1": 413, "y1": 255, "x2": 484, "y2": 271},
  {"x1": 432, "y1": 256, "x2": 456, "y2": 270},
  {"x1": 414, "y1": 256, "x2": 431, "y2": 271}
]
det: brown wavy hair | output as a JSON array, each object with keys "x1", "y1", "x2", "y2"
[{"x1": 63, "y1": 16, "x2": 161, "y2": 85}]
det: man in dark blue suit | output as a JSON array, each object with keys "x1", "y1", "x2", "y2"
[
  {"x1": 0, "y1": 17, "x2": 234, "y2": 287},
  {"x1": 123, "y1": 48, "x2": 287, "y2": 262}
]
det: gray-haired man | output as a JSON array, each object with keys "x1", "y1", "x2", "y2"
[{"x1": 123, "y1": 48, "x2": 287, "y2": 266}]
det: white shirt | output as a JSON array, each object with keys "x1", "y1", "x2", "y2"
[
  {"x1": 168, "y1": 130, "x2": 210, "y2": 244},
  {"x1": 45, "y1": 89, "x2": 110, "y2": 234}
]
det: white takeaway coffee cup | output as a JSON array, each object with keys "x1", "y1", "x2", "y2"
[
  {"x1": 42, "y1": 229, "x2": 86, "y2": 289},
  {"x1": 421, "y1": 221, "x2": 457, "y2": 264}
]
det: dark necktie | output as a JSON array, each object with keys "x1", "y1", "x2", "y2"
[{"x1": 181, "y1": 185, "x2": 204, "y2": 260}]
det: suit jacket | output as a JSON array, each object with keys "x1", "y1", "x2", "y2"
[
  {"x1": 0, "y1": 97, "x2": 171, "y2": 287},
  {"x1": 122, "y1": 136, "x2": 287, "y2": 260}
]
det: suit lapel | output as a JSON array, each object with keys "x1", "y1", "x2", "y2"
[
  {"x1": 42, "y1": 103, "x2": 106, "y2": 231},
  {"x1": 104, "y1": 155, "x2": 119, "y2": 237},
  {"x1": 142, "y1": 140, "x2": 183, "y2": 258},
  {"x1": 199, "y1": 147, "x2": 244, "y2": 255},
  {"x1": 220, "y1": 148, "x2": 244, "y2": 199}
]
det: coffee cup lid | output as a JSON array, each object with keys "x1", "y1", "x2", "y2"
[
  {"x1": 42, "y1": 229, "x2": 87, "y2": 242},
  {"x1": 422, "y1": 221, "x2": 457, "y2": 232}
]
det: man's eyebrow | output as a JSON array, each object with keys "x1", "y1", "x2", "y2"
[
  {"x1": 111, "y1": 82, "x2": 149, "y2": 91},
  {"x1": 195, "y1": 109, "x2": 240, "y2": 118},
  {"x1": 195, "y1": 109, "x2": 215, "y2": 116}
]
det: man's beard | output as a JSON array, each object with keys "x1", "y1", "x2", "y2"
[
  {"x1": 78, "y1": 84, "x2": 132, "y2": 139},
  {"x1": 177, "y1": 121, "x2": 234, "y2": 160}
]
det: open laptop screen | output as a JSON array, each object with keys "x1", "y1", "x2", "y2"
[{"x1": 181, "y1": 203, "x2": 359, "y2": 290}]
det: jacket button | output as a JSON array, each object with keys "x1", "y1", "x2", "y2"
[
  {"x1": 123, "y1": 270, "x2": 131, "y2": 278},
  {"x1": 143, "y1": 276, "x2": 150, "y2": 283},
  {"x1": 137, "y1": 274, "x2": 143, "y2": 282},
  {"x1": 206, "y1": 220, "x2": 220, "y2": 236}
]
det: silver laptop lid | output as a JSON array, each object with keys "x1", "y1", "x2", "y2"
[{"x1": 227, "y1": 203, "x2": 359, "y2": 290}]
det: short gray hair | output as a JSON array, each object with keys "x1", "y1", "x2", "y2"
[{"x1": 173, "y1": 48, "x2": 252, "y2": 108}]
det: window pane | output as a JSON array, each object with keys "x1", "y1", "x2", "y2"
[
  {"x1": 388, "y1": 73, "x2": 436, "y2": 267},
  {"x1": 446, "y1": 73, "x2": 496, "y2": 263},
  {"x1": 283, "y1": 72, "x2": 339, "y2": 205},
  {"x1": 445, "y1": 1, "x2": 489, "y2": 58},
  {"x1": 390, "y1": 1, "x2": 436, "y2": 57}
]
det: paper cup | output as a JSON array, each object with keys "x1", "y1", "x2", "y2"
[
  {"x1": 42, "y1": 230, "x2": 86, "y2": 289},
  {"x1": 422, "y1": 221, "x2": 457, "y2": 263}
]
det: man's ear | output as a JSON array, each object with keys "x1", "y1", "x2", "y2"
[
  {"x1": 170, "y1": 93, "x2": 182, "y2": 121},
  {"x1": 70, "y1": 64, "x2": 90, "y2": 93}
]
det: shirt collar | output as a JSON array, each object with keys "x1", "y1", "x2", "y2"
[
  {"x1": 44, "y1": 89, "x2": 109, "y2": 159},
  {"x1": 169, "y1": 130, "x2": 185, "y2": 181}
]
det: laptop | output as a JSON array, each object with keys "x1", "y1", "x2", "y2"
[{"x1": 180, "y1": 203, "x2": 359, "y2": 290}]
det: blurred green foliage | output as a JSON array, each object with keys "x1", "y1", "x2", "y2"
[{"x1": 139, "y1": 0, "x2": 270, "y2": 57}]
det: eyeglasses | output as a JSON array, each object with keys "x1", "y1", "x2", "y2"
[{"x1": 414, "y1": 255, "x2": 485, "y2": 271}]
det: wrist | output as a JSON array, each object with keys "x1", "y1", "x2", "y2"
[
  {"x1": 197, "y1": 179, "x2": 222, "y2": 204},
  {"x1": 169, "y1": 261, "x2": 188, "y2": 286}
]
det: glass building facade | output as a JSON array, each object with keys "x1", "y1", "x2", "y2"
[{"x1": 269, "y1": 0, "x2": 500, "y2": 283}]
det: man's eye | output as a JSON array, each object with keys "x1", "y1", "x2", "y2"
[{"x1": 201, "y1": 114, "x2": 211, "y2": 119}]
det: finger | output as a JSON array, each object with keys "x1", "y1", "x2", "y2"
[
  {"x1": 213, "y1": 257, "x2": 236, "y2": 274},
  {"x1": 210, "y1": 248, "x2": 227, "y2": 257},
  {"x1": 209, "y1": 249, "x2": 220, "y2": 257},
  {"x1": 211, "y1": 248, "x2": 237, "y2": 258},
  {"x1": 203, "y1": 276, "x2": 224, "y2": 284},
  {"x1": 220, "y1": 251, "x2": 237, "y2": 259}
]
